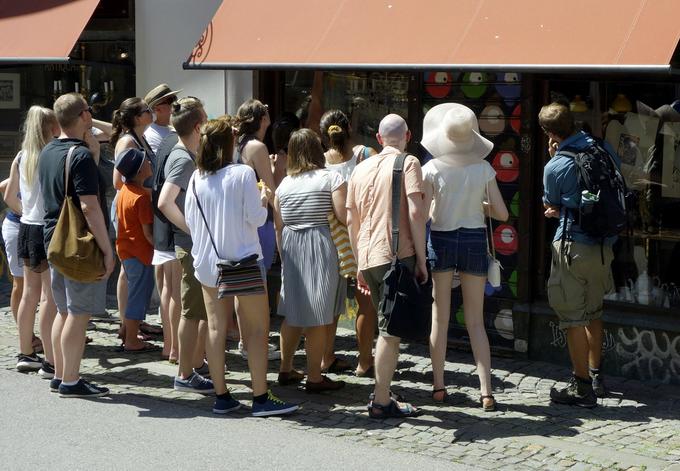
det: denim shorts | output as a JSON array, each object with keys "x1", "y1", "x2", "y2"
[
  {"x1": 427, "y1": 228, "x2": 488, "y2": 276},
  {"x1": 122, "y1": 257, "x2": 154, "y2": 321}
]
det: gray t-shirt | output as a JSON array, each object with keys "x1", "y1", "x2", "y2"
[{"x1": 164, "y1": 145, "x2": 195, "y2": 249}]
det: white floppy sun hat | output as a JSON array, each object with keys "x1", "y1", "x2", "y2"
[{"x1": 421, "y1": 103, "x2": 493, "y2": 165}]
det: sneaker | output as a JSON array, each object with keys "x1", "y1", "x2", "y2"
[
  {"x1": 193, "y1": 360, "x2": 210, "y2": 378},
  {"x1": 16, "y1": 353, "x2": 43, "y2": 372},
  {"x1": 49, "y1": 378, "x2": 62, "y2": 393},
  {"x1": 39, "y1": 360, "x2": 55, "y2": 379},
  {"x1": 251, "y1": 390, "x2": 299, "y2": 417},
  {"x1": 591, "y1": 372, "x2": 608, "y2": 398},
  {"x1": 238, "y1": 341, "x2": 281, "y2": 361},
  {"x1": 550, "y1": 376, "x2": 597, "y2": 408},
  {"x1": 213, "y1": 394, "x2": 242, "y2": 414},
  {"x1": 58, "y1": 379, "x2": 109, "y2": 398},
  {"x1": 173, "y1": 372, "x2": 215, "y2": 394}
]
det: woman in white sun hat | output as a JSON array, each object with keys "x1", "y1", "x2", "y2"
[{"x1": 422, "y1": 103, "x2": 508, "y2": 412}]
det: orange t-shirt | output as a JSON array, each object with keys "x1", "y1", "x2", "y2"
[{"x1": 116, "y1": 183, "x2": 154, "y2": 265}]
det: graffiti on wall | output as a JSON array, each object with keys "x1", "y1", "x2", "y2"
[{"x1": 617, "y1": 328, "x2": 680, "y2": 383}]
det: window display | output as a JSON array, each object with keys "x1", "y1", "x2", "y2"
[{"x1": 548, "y1": 80, "x2": 680, "y2": 310}]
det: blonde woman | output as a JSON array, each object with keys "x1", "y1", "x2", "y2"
[{"x1": 6, "y1": 106, "x2": 60, "y2": 376}]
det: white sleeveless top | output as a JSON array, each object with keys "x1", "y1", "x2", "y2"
[
  {"x1": 325, "y1": 146, "x2": 364, "y2": 182},
  {"x1": 18, "y1": 151, "x2": 45, "y2": 225}
]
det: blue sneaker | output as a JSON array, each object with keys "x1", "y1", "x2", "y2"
[
  {"x1": 49, "y1": 378, "x2": 62, "y2": 393},
  {"x1": 213, "y1": 394, "x2": 242, "y2": 414},
  {"x1": 251, "y1": 390, "x2": 299, "y2": 417},
  {"x1": 174, "y1": 372, "x2": 214, "y2": 394},
  {"x1": 58, "y1": 379, "x2": 109, "y2": 398}
]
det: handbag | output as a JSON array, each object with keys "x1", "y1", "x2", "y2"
[
  {"x1": 378, "y1": 153, "x2": 433, "y2": 340},
  {"x1": 327, "y1": 211, "x2": 357, "y2": 278},
  {"x1": 485, "y1": 180, "x2": 503, "y2": 288},
  {"x1": 47, "y1": 146, "x2": 105, "y2": 282},
  {"x1": 191, "y1": 179, "x2": 265, "y2": 298}
]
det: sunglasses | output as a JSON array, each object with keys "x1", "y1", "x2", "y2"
[
  {"x1": 79, "y1": 106, "x2": 93, "y2": 116},
  {"x1": 138, "y1": 107, "x2": 152, "y2": 116}
]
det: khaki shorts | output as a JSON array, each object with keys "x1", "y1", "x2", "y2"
[
  {"x1": 361, "y1": 256, "x2": 415, "y2": 336},
  {"x1": 176, "y1": 246, "x2": 207, "y2": 321},
  {"x1": 547, "y1": 240, "x2": 614, "y2": 329}
]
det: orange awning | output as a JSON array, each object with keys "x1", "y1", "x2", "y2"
[
  {"x1": 0, "y1": 0, "x2": 100, "y2": 64},
  {"x1": 184, "y1": 0, "x2": 680, "y2": 72}
]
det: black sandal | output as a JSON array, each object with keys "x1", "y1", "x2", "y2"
[
  {"x1": 432, "y1": 388, "x2": 448, "y2": 403},
  {"x1": 481, "y1": 395, "x2": 496, "y2": 412},
  {"x1": 368, "y1": 399, "x2": 422, "y2": 419}
]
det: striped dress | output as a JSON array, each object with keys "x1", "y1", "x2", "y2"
[{"x1": 276, "y1": 169, "x2": 347, "y2": 327}]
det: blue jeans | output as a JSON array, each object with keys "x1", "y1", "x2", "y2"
[{"x1": 428, "y1": 228, "x2": 488, "y2": 276}]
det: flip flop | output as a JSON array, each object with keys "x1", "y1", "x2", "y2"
[
  {"x1": 124, "y1": 342, "x2": 160, "y2": 354},
  {"x1": 139, "y1": 323, "x2": 163, "y2": 336},
  {"x1": 355, "y1": 365, "x2": 375, "y2": 378}
]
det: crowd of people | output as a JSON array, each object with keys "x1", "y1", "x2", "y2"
[{"x1": 1, "y1": 84, "x2": 615, "y2": 418}]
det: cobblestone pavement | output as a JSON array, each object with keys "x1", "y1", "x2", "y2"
[{"x1": 1, "y1": 302, "x2": 679, "y2": 471}]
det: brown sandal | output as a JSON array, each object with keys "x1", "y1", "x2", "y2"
[
  {"x1": 278, "y1": 369, "x2": 304, "y2": 386},
  {"x1": 481, "y1": 395, "x2": 496, "y2": 412},
  {"x1": 432, "y1": 388, "x2": 448, "y2": 403}
]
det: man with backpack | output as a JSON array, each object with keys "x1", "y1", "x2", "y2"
[{"x1": 540, "y1": 102, "x2": 624, "y2": 407}]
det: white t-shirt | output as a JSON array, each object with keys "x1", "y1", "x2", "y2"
[
  {"x1": 17, "y1": 151, "x2": 45, "y2": 225},
  {"x1": 422, "y1": 159, "x2": 496, "y2": 231},
  {"x1": 144, "y1": 122, "x2": 173, "y2": 155},
  {"x1": 184, "y1": 164, "x2": 267, "y2": 287},
  {"x1": 276, "y1": 169, "x2": 344, "y2": 230}
]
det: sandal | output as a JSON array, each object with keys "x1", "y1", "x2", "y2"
[
  {"x1": 278, "y1": 369, "x2": 305, "y2": 386},
  {"x1": 369, "y1": 390, "x2": 405, "y2": 403},
  {"x1": 481, "y1": 395, "x2": 496, "y2": 412},
  {"x1": 322, "y1": 357, "x2": 352, "y2": 374},
  {"x1": 124, "y1": 342, "x2": 160, "y2": 354},
  {"x1": 368, "y1": 398, "x2": 422, "y2": 419},
  {"x1": 139, "y1": 322, "x2": 163, "y2": 336},
  {"x1": 306, "y1": 375, "x2": 346, "y2": 394},
  {"x1": 432, "y1": 388, "x2": 448, "y2": 403},
  {"x1": 32, "y1": 335, "x2": 43, "y2": 354},
  {"x1": 355, "y1": 365, "x2": 375, "y2": 378}
]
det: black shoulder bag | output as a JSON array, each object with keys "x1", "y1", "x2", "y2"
[{"x1": 379, "y1": 153, "x2": 433, "y2": 340}]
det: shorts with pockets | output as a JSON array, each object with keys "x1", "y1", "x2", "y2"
[
  {"x1": 122, "y1": 257, "x2": 154, "y2": 321},
  {"x1": 51, "y1": 266, "x2": 108, "y2": 315},
  {"x1": 176, "y1": 246, "x2": 207, "y2": 321},
  {"x1": 427, "y1": 228, "x2": 488, "y2": 276},
  {"x1": 547, "y1": 240, "x2": 614, "y2": 329},
  {"x1": 2, "y1": 217, "x2": 23, "y2": 277}
]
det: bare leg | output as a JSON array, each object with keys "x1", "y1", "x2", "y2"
[
  {"x1": 17, "y1": 267, "x2": 42, "y2": 355},
  {"x1": 193, "y1": 320, "x2": 208, "y2": 369},
  {"x1": 156, "y1": 264, "x2": 170, "y2": 356},
  {"x1": 235, "y1": 293, "x2": 270, "y2": 396},
  {"x1": 373, "y1": 335, "x2": 400, "y2": 405},
  {"x1": 124, "y1": 319, "x2": 144, "y2": 350},
  {"x1": 321, "y1": 317, "x2": 339, "y2": 369},
  {"x1": 10, "y1": 277, "x2": 23, "y2": 323},
  {"x1": 304, "y1": 325, "x2": 327, "y2": 383},
  {"x1": 279, "y1": 319, "x2": 302, "y2": 373},
  {"x1": 355, "y1": 290, "x2": 377, "y2": 373},
  {"x1": 177, "y1": 317, "x2": 199, "y2": 379},
  {"x1": 61, "y1": 314, "x2": 90, "y2": 382},
  {"x1": 430, "y1": 270, "x2": 454, "y2": 392},
  {"x1": 52, "y1": 312, "x2": 66, "y2": 379},
  {"x1": 37, "y1": 270, "x2": 57, "y2": 364},
  {"x1": 460, "y1": 273, "x2": 493, "y2": 405},
  {"x1": 117, "y1": 267, "x2": 127, "y2": 338},
  {"x1": 585, "y1": 318, "x2": 604, "y2": 370},
  {"x1": 168, "y1": 261, "x2": 181, "y2": 360},
  {"x1": 201, "y1": 286, "x2": 230, "y2": 395},
  {"x1": 566, "y1": 326, "x2": 590, "y2": 379}
]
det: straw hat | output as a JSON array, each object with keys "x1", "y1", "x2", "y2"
[
  {"x1": 144, "y1": 83, "x2": 182, "y2": 108},
  {"x1": 421, "y1": 103, "x2": 493, "y2": 165}
]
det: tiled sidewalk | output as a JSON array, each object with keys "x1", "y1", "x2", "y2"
[{"x1": 1, "y1": 307, "x2": 678, "y2": 471}]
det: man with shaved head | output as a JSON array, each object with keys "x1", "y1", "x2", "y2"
[{"x1": 346, "y1": 114, "x2": 427, "y2": 418}]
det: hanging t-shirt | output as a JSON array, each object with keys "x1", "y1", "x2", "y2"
[
  {"x1": 422, "y1": 159, "x2": 496, "y2": 231},
  {"x1": 144, "y1": 122, "x2": 173, "y2": 155}
]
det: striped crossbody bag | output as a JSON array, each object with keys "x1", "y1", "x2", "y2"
[{"x1": 191, "y1": 179, "x2": 265, "y2": 298}]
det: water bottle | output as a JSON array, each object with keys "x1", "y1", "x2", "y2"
[{"x1": 581, "y1": 190, "x2": 599, "y2": 215}]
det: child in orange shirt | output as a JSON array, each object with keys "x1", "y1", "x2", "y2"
[{"x1": 115, "y1": 148, "x2": 157, "y2": 353}]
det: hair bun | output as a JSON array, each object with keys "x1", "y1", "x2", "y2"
[{"x1": 327, "y1": 124, "x2": 343, "y2": 135}]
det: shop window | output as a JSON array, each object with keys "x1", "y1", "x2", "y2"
[
  {"x1": 547, "y1": 80, "x2": 680, "y2": 311},
  {"x1": 283, "y1": 71, "x2": 410, "y2": 150}
]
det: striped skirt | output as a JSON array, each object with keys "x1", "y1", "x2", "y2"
[{"x1": 278, "y1": 225, "x2": 346, "y2": 327}]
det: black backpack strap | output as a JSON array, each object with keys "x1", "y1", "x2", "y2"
[{"x1": 390, "y1": 153, "x2": 408, "y2": 257}]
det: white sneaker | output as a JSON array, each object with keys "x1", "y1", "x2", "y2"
[{"x1": 238, "y1": 341, "x2": 280, "y2": 361}]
